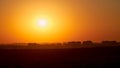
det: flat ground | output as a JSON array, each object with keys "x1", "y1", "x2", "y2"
[{"x1": 0, "y1": 46, "x2": 120, "y2": 68}]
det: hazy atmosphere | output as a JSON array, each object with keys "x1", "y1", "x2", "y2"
[{"x1": 0, "y1": 0, "x2": 120, "y2": 43}]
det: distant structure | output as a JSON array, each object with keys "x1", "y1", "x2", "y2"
[
  {"x1": 82, "y1": 41, "x2": 93, "y2": 45},
  {"x1": 102, "y1": 41, "x2": 118, "y2": 45},
  {"x1": 67, "y1": 41, "x2": 81, "y2": 46},
  {"x1": 0, "y1": 41, "x2": 120, "y2": 49},
  {"x1": 28, "y1": 43, "x2": 40, "y2": 46}
]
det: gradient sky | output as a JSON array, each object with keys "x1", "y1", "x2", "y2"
[{"x1": 0, "y1": 0, "x2": 120, "y2": 43}]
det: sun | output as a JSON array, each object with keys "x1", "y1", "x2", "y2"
[
  {"x1": 38, "y1": 19, "x2": 47, "y2": 27},
  {"x1": 33, "y1": 17, "x2": 54, "y2": 32}
]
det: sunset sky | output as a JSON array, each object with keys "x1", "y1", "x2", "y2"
[{"x1": 0, "y1": 0, "x2": 120, "y2": 43}]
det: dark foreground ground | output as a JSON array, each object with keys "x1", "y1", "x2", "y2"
[{"x1": 0, "y1": 46, "x2": 120, "y2": 68}]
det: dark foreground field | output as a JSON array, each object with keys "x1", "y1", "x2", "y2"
[{"x1": 0, "y1": 46, "x2": 120, "y2": 68}]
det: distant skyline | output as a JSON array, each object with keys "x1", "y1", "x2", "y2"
[{"x1": 0, "y1": 0, "x2": 120, "y2": 43}]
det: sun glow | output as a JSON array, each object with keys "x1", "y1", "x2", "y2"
[
  {"x1": 38, "y1": 19, "x2": 47, "y2": 27},
  {"x1": 34, "y1": 18, "x2": 52, "y2": 32},
  {"x1": 6, "y1": 1, "x2": 77, "y2": 43}
]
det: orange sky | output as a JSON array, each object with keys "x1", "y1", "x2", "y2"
[{"x1": 0, "y1": 0, "x2": 120, "y2": 43}]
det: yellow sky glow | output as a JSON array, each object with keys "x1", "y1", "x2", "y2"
[
  {"x1": 6, "y1": 2, "x2": 76, "y2": 43},
  {"x1": 0, "y1": 0, "x2": 120, "y2": 43}
]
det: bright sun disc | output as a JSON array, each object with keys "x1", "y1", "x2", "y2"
[{"x1": 38, "y1": 19, "x2": 47, "y2": 27}]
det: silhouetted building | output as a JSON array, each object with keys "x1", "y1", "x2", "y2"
[
  {"x1": 12, "y1": 43, "x2": 28, "y2": 46},
  {"x1": 102, "y1": 41, "x2": 117, "y2": 45},
  {"x1": 55, "y1": 43, "x2": 62, "y2": 46},
  {"x1": 82, "y1": 41, "x2": 93, "y2": 45},
  {"x1": 28, "y1": 43, "x2": 40, "y2": 46},
  {"x1": 67, "y1": 41, "x2": 81, "y2": 46}
]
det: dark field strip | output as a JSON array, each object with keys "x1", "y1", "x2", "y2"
[{"x1": 0, "y1": 46, "x2": 120, "y2": 68}]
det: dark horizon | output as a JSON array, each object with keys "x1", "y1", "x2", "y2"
[{"x1": 0, "y1": 40, "x2": 120, "y2": 44}]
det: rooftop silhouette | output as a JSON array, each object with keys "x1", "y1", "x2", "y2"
[{"x1": 0, "y1": 41, "x2": 120, "y2": 49}]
